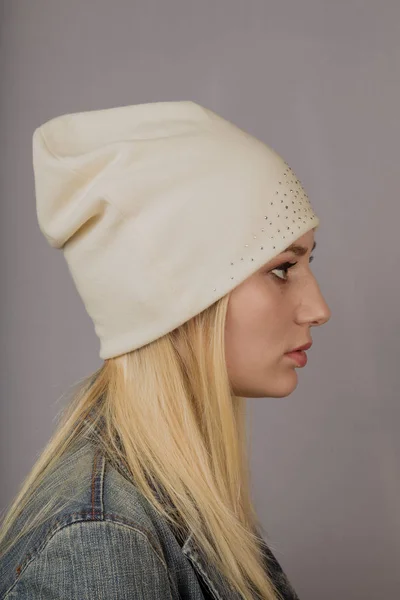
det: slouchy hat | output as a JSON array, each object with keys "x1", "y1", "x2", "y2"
[{"x1": 32, "y1": 100, "x2": 319, "y2": 359}]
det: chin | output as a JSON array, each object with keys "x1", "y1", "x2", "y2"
[{"x1": 247, "y1": 370, "x2": 299, "y2": 399}]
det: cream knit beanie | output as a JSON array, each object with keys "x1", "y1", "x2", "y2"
[{"x1": 32, "y1": 100, "x2": 319, "y2": 359}]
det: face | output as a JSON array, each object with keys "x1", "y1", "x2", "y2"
[{"x1": 225, "y1": 229, "x2": 331, "y2": 398}]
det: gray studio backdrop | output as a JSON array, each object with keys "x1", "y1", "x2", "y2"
[{"x1": 1, "y1": 1, "x2": 399, "y2": 599}]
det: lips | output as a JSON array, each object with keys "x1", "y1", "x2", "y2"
[
  {"x1": 287, "y1": 341, "x2": 312, "y2": 353},
  {"x1": 285, "y1": 350, "x2": 308, "y2": 367}
]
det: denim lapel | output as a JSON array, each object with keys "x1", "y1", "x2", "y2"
[{"x1": 182, "y1": 531, "x2": 244, "y2": 600}]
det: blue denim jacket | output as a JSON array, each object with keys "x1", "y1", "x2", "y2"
[{"x1": 1, "y1": 439, "x2": 300, "y2": 599}]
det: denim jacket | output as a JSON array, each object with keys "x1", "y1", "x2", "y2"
[{"x1": 0, "y1": 438, "x2": 300, "y2": 599}]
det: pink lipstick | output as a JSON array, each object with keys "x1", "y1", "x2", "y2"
[{"x1": 284, "y1": 341, "x2": 312, "y2": 367}]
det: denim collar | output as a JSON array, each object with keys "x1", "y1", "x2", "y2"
[{"x1": 105, "y1": 449, "x2": 243, "y2": 599}]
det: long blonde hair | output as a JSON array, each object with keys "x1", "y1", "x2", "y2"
[{"x1": 0, "y1": 292, "x2": 284, "y2": 600}]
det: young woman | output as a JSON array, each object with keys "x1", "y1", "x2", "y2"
[{"x1": 0, "y1": 100, "x2": 331, "y2": 600}]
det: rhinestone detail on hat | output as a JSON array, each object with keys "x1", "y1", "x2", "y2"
[{"x1": 213, "y1": 162, "x2": 316, "y2": 291}]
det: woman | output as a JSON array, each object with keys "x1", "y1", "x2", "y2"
[{"x1": 0, "y1": 100, "x2": 330, "y2": 600}]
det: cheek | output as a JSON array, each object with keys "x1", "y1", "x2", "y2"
[{"x1": 225, "y1": 285, "x2": 285, "y2": 362}]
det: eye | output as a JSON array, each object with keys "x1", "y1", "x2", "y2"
[
  {"x1": 270, "y1": 256, "x2": 314, "y2": 283},
  {"x1": 271, "y1": 261, "x2": 298, "y2": 282}
]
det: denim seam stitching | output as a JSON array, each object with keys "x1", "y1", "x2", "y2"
[{"x1": 90, "y1": 449, "x2": 105, "y2": 519}]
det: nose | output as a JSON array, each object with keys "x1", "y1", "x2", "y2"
[
  {"x1": 297, "y1": 277, "x2": 331, "y2": 327},
  {"x1": 310, "y1": 296, "x2": 331, "y2": 327}
]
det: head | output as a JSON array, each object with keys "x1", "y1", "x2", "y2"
[{"x1": 225, "y1": 228, "x2": 331, "y2": 398}]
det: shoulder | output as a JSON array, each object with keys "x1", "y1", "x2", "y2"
[
  {"x1": 0, "y1": 443, "x2": 180, "y2": 599},
  {"x1": 3, "y1": 519, "x2": 174, "y2": 599}
]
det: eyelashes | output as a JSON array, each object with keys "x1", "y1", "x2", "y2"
[{"x1": 271, "y1": 256, "x2": 314, "y2": 282}]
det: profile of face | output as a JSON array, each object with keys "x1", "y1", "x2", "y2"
[{"x1": 225, "y1": 229, "x2": 331, "y2": 398}]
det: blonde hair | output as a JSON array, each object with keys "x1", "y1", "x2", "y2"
[{"x1": 0, "y1": 293, "x2": 284, "y2": 600}]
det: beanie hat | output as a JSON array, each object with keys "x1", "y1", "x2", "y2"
[{"x1": 32, "y1": 100, "x2": 319, "y2": 359}]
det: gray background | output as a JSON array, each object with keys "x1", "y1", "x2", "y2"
[{"x1": 1, "y1": 1, "x2": 399, "y2": 598}]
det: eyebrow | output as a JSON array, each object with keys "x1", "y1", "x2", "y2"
[{"x1": 282, "y1": 241, "x2": 317, "y2": 256}]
